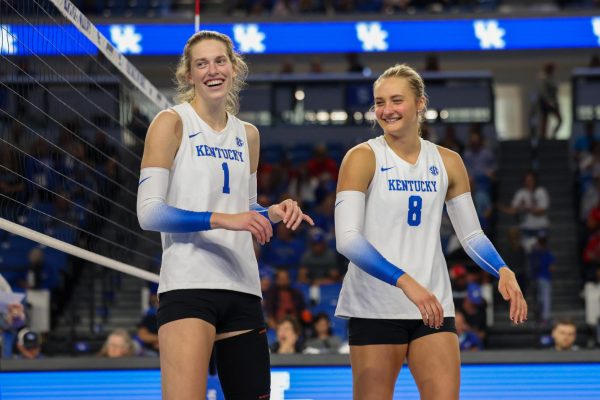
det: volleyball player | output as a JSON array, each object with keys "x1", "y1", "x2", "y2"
[
  {"x1": 137, "y1": 31, "x2": 313, "y2": 399},
  {"x1": 334, "y1": 64, "x2": 527, "y2": 400}
]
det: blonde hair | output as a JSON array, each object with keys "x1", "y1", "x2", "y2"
[
  {"x1": 174, "y1": 31, "x2": 249, "y2": 114},
  {"x1": 372, "y1": 63, "x2": 429, "y2": 129},
  {"x1": 97, "y1": 328, "x2": 136, "y2": 358}
]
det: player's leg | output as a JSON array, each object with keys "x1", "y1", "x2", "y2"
[
  {"x1": 157, "y1": 289, "x2": 219, "y2": 400},
  {"x1": 407, "y1": 331, "x2": 460, "y2": 400},
  {"x1": 350, "y1": 344, "x2": 408, "y2": 400},
  {"x1": 214, "y1": 291, "x2": 271, "y2": 399},
  {"x1": 348, "y1": 318, "x2": 409, "y2": 400},
  {"x1": 159, "y1": 318, "x2": 216, "y2": 400},
  {"x1": 215, "y1": 328, "x2": 271, "y2": 399}
]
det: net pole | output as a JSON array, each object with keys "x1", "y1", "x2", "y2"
[
  {"x1": 0, "y1": 218, "x2": 159, "y2": 283},
  {"x1": 195, "y1": 0, "x2": 201, "y2": 32}
]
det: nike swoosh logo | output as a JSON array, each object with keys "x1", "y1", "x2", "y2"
[
  {"x1": 380, "y1": 166, "x2": 395, "y2": 172},
  {"x1": 189, "y1": 132, "x2": 202, "y2": 138},
  {"x1": 139, "y1": 177, "x2": 151, "y2": 185},
  {"x1": 334, "y1": 200, "x2": 344, "y2": 208}
]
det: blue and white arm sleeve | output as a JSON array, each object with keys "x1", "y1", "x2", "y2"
[
  {"x1": 446, "y1": 192, "x2": 507, "y2": 278},
  {"x1": 136, "y1": 167, "x2": 212, "y2": 232},
  {"x1": 248, "y1": 172, "x2": 270, "y2": 219},
  {"x1": 335, "y1": 190, "x2": 405, "y2": 286}
]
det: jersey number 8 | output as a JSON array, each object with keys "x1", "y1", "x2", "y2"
[{"x1": 407, "y1": 195, "x2": 422, "y2": 226}]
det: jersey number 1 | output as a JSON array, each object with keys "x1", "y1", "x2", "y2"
[
  {"x1": 407, "y1": 195, "x2": 422, "y2": 226},
  {"x1": 221, "y1": 162, "x2": 230, "y2": 194}
]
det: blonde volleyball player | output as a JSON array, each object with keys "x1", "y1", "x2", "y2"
[
  {"x1": 334, "y1": 64, "x2": 527, "y2": 400},
  {"x1": 137, "y1": 31, "x2": 313, "y2": 400}
]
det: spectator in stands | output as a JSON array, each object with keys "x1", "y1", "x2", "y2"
[
  {"x1": 346, "y1": 53, "x2": 367, "y2": 74},
  {"x1": 98, "y1": 328, "x2": 136, "y2": 358},
  {"x1": 382, "y1": 0, "x2": 413, "y2": 14},
  {"x1": 309, "y1": 192, "x2": 336, "y2": 238},
  {"x1": 580, "y1": 173, "x2": 600, "y2": 223},
  {"x1": 462, "y1": 126, "x2": 496, "y2": 193},
  {"x1": 536, "y1": 62, "x2": 562, "y2": 139},
  {"x1": 22, "y1": 247, "x2": 45, "y2": 290},
  {"x1": 278, "y1": 56, "x2": 295, "y2": 73},
  {"x1": 0, "y1": 273, "x2": 26, "y2": 359},
  {"x1": 583, "y1": 224, "x2": 600, "y2": 281},
  {"x1": 450, "y1": 264, "x2": 469, "y2": 308},
  {"x1": 136, "y1": 291, "x2": 159, "y2": 354},
  {"x1": 573, "y1": 122, "x2": 598, "y2": 168},
  {"x1": 530, "y1": 235, "x2": 555, "y2": 326},
  {"x1": 29, "y1": 138, "x2": 57, "y2": 200},
  {"x1": 439, "y1": 125, "x2": 463, "y2": 154},
  {"x1": 309, "y1": 57, "x2": 325, "y2": 73},
  {"x1": 307, "y1": 144, "x2": 339, "y2": 180},
  {"x1": 300, "y1": 228, "x2": 340, "y2": 284},
  {"x1": 460, "y1": 271, "x2": 488, "y2": 339},
  {"x1": 262, "y1": 222, "x2": 306, "y2": 269},
  {"x1": 578, "y1": 140, "x2": 600, "y2": 195},
  {"x1": 304, "y1": 312, "x2": 342, "y2": 354},
  {"x1": 270, "y1": 316, "x2": 304, "y2": 354},
  {"x1": 265, "y1": 269, "x2": 307, "y2": 329},
  {"x1": 254, "y1": 240, "x2": 275, "y2": 297},
  {"x1": 14, "y1": 328, "x2": 43, "y2": 359},
  {"x1": 499, "y1": 171, "x2": 550, "y2": 252},
  {"x1": 503, "y1": 227, "x2": 528, "y2": 295},
  {"x1": 287, "y1": 165, "x2": 319, "y2": 208},
  {"x1": 551, "y1": 319, "x2": 579, "y2": 351},
  {"x1": 455, "y1": 311, "x2": 482, "y2": 351},
  {"x1": 470, "y1": 174, "x2": 493, "y2": 234},
  {"x1": 272, "y1": 0, "x2": 298, "y2": 16},
  {"x1": 584, "y1": 268, "x2": 600, "y2": 346},
  {"x1": 89, "y1": 130, "x2": 117, "y2": 166}
]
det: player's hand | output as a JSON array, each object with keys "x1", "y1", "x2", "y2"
[
  {"x1": 498, "y1": 267, "x2": 527, "y2": 324},
  {"x1": 212, "y1": 211, "x2": 273, "y2": 245},
  {"x1": 397, "y1": 274, "x2": 444, "y2": 329},
  {"x1": 268, "y1": 199, "x2": 314, "y2": 230}
]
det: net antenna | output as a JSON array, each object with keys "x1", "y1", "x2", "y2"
[{"x1": 195, "y1": 0, "x2": 201, "y2": 32}]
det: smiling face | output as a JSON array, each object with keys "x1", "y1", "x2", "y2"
[
  {"x1": 188, "y1": 39, "x2": 235, "y2": 106},
  {"x1": 374, "y1": 76, "x2": 424, "y2": 138}
]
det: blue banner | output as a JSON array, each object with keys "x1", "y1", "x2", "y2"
[
  {"x1": 1, "y1": 364, "x2": 600, "y2": 399},
  {"x1": 1, "y1": 16, "x2": 600, "y2": 56}
]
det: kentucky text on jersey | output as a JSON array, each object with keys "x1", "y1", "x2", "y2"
[
  {"x1": 388, "y1": 179, "x2": 438, "y2": 192},
  {"x1": 195, "y1": 145, "x2": 244, "y2": 162}
]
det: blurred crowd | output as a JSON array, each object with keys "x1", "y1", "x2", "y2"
[{"x1": 54, "y1": 0, "x2": 600, "y2": 17}]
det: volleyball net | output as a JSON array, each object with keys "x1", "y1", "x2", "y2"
[{"x1": 0, "y1": 0, "x2": 168, "y2": 286}]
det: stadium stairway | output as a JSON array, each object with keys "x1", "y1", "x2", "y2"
[
  {"x1": 50, "y1": 265, "x2": 145, "y2": 353},
  {"x1": 487, "y1": 139, "x2": 585, "y2": 349}
]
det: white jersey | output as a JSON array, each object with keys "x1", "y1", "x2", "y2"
[
  {"x1": 158, "y1": 102, "x2": 261, "y2": 298},
  {"x1": 336, "y1": 136, "x2": 455, "y2": 319}
]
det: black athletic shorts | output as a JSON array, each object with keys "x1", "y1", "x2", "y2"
[
  {"x1": 348, "y1": 317, "x2": 457, "y2": 346},
  {"x1": 157, "y1": 289, "x2": 265, "y2": 334}
]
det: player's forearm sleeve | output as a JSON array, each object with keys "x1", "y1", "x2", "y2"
[
  {"x1": 248, "y1": 172, "x2": 269, "y2": 219},
  {"x1": 137, "y1": 167, "x2": 212, "y2": 232},
  {"x1": 446, "y1": 192, "x2": 507, "y2": 278},
  {"x1": 335, "y1": 190, "x2": 405, "y2": 286}
]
